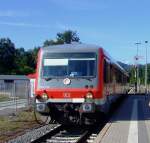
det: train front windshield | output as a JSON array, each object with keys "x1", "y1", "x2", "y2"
[{"x1": 42, "y1": 53, "x2": 96, "y2": 78}]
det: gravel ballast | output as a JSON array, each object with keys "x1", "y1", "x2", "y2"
[{"x1": 8, "y1": 124, "x2": 60, "y2": 143}]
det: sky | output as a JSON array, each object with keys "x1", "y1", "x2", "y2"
[{"x1": 0, "y1": 0, "x2": 150, "y2": 65}]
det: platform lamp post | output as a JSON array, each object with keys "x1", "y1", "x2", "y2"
[
  {"x1": 135, "y1": 42, "x2": 141, "y2": 93},
  {"x1": 145, "y1": 41, "x2": 148, "y2": 95}
]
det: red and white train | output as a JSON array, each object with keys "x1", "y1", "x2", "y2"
[{"x1": 35, "y1": 43, "x2": 129, "y2": 124}]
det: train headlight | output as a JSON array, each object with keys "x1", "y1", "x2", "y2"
[
  {"x1": 85, "y1": 92, "x2": 93, "y2": 99},
  {"x1": 42, "y1": 93, "x2": 48, "y2": 101}
]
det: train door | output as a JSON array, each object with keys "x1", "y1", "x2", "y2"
[
  {"x1": 103, "y1": 59, "x2": 111, "y2": 99},
  {"x1": 105, "y1": 64, "x2": 117, "y2": 103}
]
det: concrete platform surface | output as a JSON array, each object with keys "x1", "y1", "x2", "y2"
[{"x1": 95, "y1": 95, "x2": 150, "y2": 143}]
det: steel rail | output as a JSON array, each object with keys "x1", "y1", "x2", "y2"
[{"x1": 31, "y1": 124, "x2": 63, "y2": 143}]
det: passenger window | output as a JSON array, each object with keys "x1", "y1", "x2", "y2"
[
  {"x1": 110, "y1": 65, "x2": 113, "y2": 83},
  {"x1": 116, "y1": 69, "x2": 121, "y2": 83}
]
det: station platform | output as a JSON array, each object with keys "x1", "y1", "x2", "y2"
[{"x1": 95, "y1": 95, "x2": 150, "y2": 143}]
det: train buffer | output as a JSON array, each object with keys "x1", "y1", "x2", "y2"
[{"x1": 94, "y1": 95, "x2": 150, "y2": 143}]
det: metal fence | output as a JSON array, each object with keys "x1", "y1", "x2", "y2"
[
  {"x1": 0, "y1": 80, "x2": 31, "y2": 115},
  {"x1": 128, "y1": 84, "x2": 150, "y2": 94},
  {"x1": 0, "y1": 80, "x2": 30, "y2": 99}
]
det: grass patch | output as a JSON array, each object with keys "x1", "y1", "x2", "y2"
[
  {"x1": 0, "y1": 110, "x2": 40, "y2": 142},
  {"x1": 0, "y1": 95, "x2": 11, "y2": 102}
]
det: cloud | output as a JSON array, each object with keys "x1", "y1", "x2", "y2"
[
  {"x1": 0, "y1": 10, "x2": 30, "y2": 17},
  {"x1": 0, "y1": 21, "x2": 50, "y2": 28}
]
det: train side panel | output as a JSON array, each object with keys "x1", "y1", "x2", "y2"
[{"x1": 102, "y1": 52, "x2": 128, "y2": 106}]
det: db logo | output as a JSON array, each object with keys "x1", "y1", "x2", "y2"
[
  {"x1": 63, "y1": 78, "x2": 71, "y2": 85},
  {"x1": 63, "y1": 92, "x2": 70, "y2": 98}
]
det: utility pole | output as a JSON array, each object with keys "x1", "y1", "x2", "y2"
[
  {"x1": 145, "y1": 41, "x2": 148, "y2": 95},
  {"x1": 135, "y1": 42, "x2": 141, "y2": 93}
]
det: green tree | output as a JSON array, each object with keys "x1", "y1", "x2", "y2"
[
  {"x1": 56, "y1": 30, "x2": 80, "y2": 44},
  {"x1": 15, "y1": 47, "x2": 39, "y2": 74},
  {"x1": 43, "y1": 40, "x2": 57, "y2": 47},
  {"x1": 0, "y1": 38, "x2": 16, "y2": 74},
  {"x1": 139, "y1": 65, "x2": 145, "y2": 84},
  {"x1": 14, "y1": 47, "x2": 26, "y2": 74},
  {"x1": 147, "y1": 64, "x2": 150, "y2": 84},
  {"x1": 43, "y1": 30, "x2": 80, "y2": 47},
  {"x1": 24, "y1": 48, "x2": 37, "y2": 69},
  {"x1": 128, "y1": 66, "x2": 136, "y2": 84}
]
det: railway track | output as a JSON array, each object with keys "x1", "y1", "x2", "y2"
[
  {"x1": 31, "y1": 123, "x2": 106, "y2": 143},
  {"x1": 31, "y1": 97, "x2": 126, "y2": 143},
  {"x1": 46, "y1": 128, "x2": 89, "y2": 143}
]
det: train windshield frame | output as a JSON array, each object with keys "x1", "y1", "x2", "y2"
[{"x1": 41, "y1": 52, "x2": 97, "y2": 79}]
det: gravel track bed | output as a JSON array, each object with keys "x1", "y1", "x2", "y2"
[{"x1": 8, "y1": 124, "x2": 60, "y2": 143}]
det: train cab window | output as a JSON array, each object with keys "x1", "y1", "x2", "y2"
[{"x1": 42, "y1": 53, "x2": 97, "y2": 78}]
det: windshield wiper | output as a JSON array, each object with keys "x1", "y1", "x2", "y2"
[
  {"x1": 79, "y1": 77, "x2": 93, "y2": 81},
  {"x1": 84, "y1": 78, "x2": 92, "y2": 81},
  {"x1": 44, "y1": 77, "x2": 52, "y2": 81}
]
